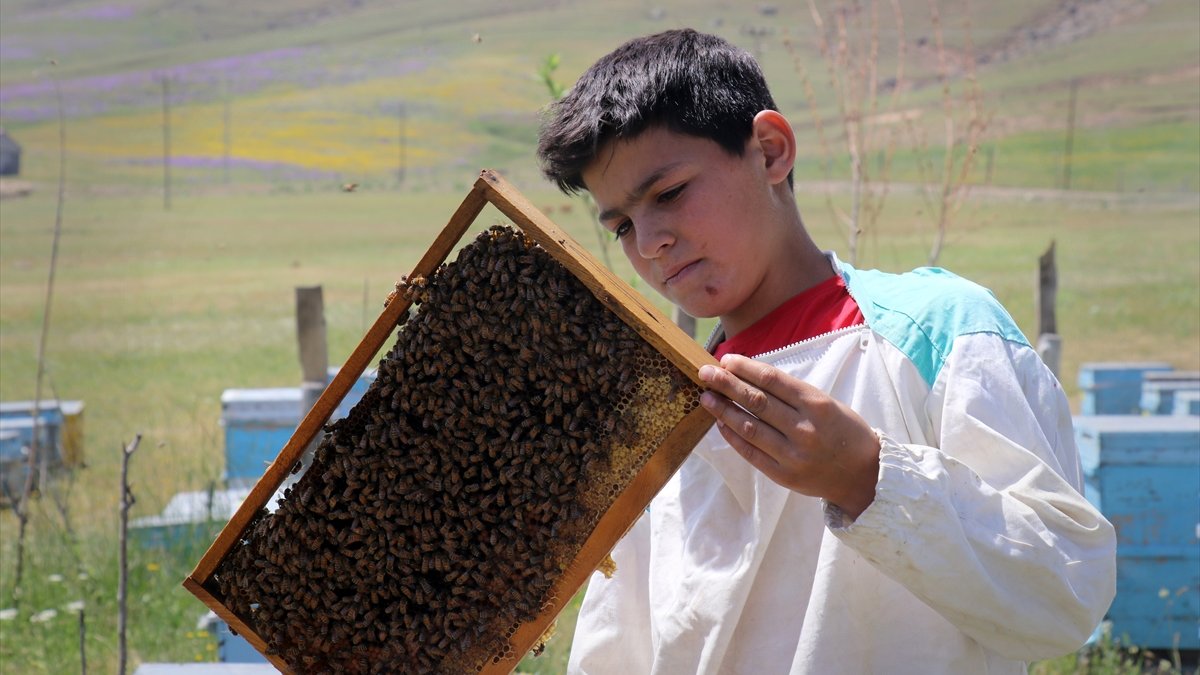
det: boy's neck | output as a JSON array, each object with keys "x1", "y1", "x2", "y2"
[{"x1": 720, "y1": 213, "x2": 831, "y2": 338}]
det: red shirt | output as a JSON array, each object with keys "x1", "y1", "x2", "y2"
[{"x1": 713, "y1": 274, "x2": 865, "y2": 359}]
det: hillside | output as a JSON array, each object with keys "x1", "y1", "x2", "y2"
[{"x1": 1, "y1": 0, "x2": 1197, "y2": 194}]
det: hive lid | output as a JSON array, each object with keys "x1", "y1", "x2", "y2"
[
  {"x1": 219, "y1": 388, "x2": 302, "y2": 424},
  {"x1": 0, "y1": 400, "x2": 78, "y2": 419},
  {"x1": 1142, "y1": 371, "x2": 1200, "y2": 387},
  {"x1": 1077, "y1": 362, "x2": 1173, "y2": 387},
  {"x1": 1074, "y1": 415, "x2": 1200, "y2": 470}
]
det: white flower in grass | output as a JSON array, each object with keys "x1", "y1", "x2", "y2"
[
  {"x1": 46, "y1": 574, "x2": 64, "y2": 583},
  {"x1": 30, "y1": 609, "x2": 58, "y2": 623},
  {"x1": 65, "y1": 600, "x2": 85, "y2": 613},
  {"x1": 77, "y1": 572, "x2": 89, "y2": 581},
  {"x1": 0, "y1": 608, "x2": 17, "y2": 621}
]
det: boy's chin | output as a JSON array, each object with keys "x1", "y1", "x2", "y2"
[
  {"x1": 672, "y1": 299, "x2": 719, "y2": 321},
  {"x1": 663, "y1": 286, "x2": 727, "y2": 322}
]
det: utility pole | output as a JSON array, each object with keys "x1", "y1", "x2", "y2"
[
  {"x1": 1060, "y1": 79, "x2": 1078, "y2": 191},
  {"x1": 162, "y1": 76, "x2": 172, "y2": 210},
  {"x1": 222, "y1": 75, "x2": 231, "y2": 184},
  {"x1": 398, "y1": 101, "x2": 407, "y2": 191}
]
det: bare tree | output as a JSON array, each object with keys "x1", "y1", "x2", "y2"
[
  {"x1": 78, "y1": 608, "x2": 87, "y2": 675},
  {"x1": 904, "y1": 0, "x2": 989, "y2": 265},
  {"x1": 788, "y1": 0, "x2": 907, "y2": 266},
  {"x1": 791, "y1": 0, "x2": 988, "y2": 267},
  {"x1": 118, "y1": 435, "x2": 142, "y2": 675},
  {"x1": 12, "y1": 58, "x2": 69, "y2": 600}
]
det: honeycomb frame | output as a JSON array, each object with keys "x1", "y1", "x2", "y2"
[{"x1": 183, "y1": 169, "x2": 718, "y2": 673}]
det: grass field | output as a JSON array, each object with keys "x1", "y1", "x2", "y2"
[
  {"x1": 1, "y1": 0, "x2": 1198, "y2": 672},
  {"x1": 1, "y1": 184, "x2": 1195, "y2": 673}
]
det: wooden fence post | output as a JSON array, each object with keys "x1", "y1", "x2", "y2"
[
  {"x1": 1036, "y1": 241, "x2": 1061, "y2": 378},
  {"x1": 296, "y1": 286, "x2": 328, "y2": 465}
]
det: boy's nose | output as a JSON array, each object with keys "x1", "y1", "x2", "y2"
[{"x1": 635, "y1": 218, "x2": 674, "y2": 260}]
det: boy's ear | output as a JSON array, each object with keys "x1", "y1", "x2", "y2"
[{"x1": 751, "y1": 110, "x2": 796, "y2": 186}]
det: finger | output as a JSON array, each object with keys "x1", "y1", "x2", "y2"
[
  {"x1": 717, "y1": 353, "x2": 821, "y2": 406},
  {"x1": 699, "y1": 359, "x2": 809, "y2": 435},
  {"x1": 698, "y1": 361, "x2": 787, "y2": 424},
  {"x1": 699, "y1": 388, "x2": 788, "y2": 460},
  {"x1": 711, "y1": 412, "x2": 783, "y2": 476}
]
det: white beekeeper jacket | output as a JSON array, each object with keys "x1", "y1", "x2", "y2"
[{"x1": 568, "y1": 255, "x2": 1117, "y2": 675}]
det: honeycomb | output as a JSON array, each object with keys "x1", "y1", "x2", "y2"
[{"x1": 207, "y1": 225, "x2": 702, "y2": 673}]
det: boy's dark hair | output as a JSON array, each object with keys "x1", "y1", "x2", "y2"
[{"x1": 537, "y1": 29, "x2": 782, "y2": 194}]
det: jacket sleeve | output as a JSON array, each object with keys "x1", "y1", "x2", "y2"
[{"x1": 827, "y1": 332, "x2": 1116, "y2": 661}]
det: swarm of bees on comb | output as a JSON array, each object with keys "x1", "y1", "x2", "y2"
[{"x1": 207, "y1": 225, "x2": 702, "y2": 673}]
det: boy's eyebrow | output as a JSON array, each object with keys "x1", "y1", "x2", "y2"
[{"x1": 597, "y1": 163, "x2": 682, "y2": 222}]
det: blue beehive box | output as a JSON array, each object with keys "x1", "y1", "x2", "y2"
[
  {"x1": 197, "y1": 610, "x2": 270, "y2": 664},
  {"x1": 133, "y1": 665, "x2": 275, "y2": 674},
  {"x1": 0, "y1": 423, "x2": 35, "y2": 498},
  {"x1": 220, "y1": 367, "x2": 376, "y2": 487},
  {"x1": 0, "y1": 400, "x2": 67, "y2": 422},
  {"x1": 131, "y1": 487, "x2": 256, "y2": 552},
  {"x1": 1140, "y1": 371, "x2": 1200, "y2": 416},
  {"x1": 220, "y1": 388, "x2": 302, "y2": 487},
  {"x1": 1174, "y1": 391, "x2": 1200, "y2": 417},
  {"x1": 0, "y1": 417, "x2": 55, "y2": 463},
  {"x1": 330, "y1": 365, "x2": 377, "y2": 419},
  {"x1": 0, "y1": 402, "x2": 65, "y2": 463},
  {"x1": 0, "y1": 400, "x2": 83, "y2": 498},
  {"x1": 1074, "y1": 415, "x2": 1200, "y2": 650},
  {"x1": 1079, "y1": 362, "x2": 1174, "y2": 415}
]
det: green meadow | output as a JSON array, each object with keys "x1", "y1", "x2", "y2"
[{"x1": 1, "y1": 0, "x2": 1197, "y2": 672}]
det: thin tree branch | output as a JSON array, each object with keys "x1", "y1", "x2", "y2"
[
  {"x1": 79, "y1": 607, "x2": 87, "y2": 675},
  {"x1": 118, "y1": 434, "x2": 141, "y2": 675},
  {"x1": 13, "y1": 58, "x2": 68, "y2": 601}
]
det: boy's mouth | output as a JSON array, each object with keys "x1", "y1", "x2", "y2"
[{"x1": 663, "y1": 259, "x2": 701, "y2": 286}]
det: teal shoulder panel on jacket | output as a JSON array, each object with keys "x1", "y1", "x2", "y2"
[{"x1": 837, "y1": 260, "x2": 1030, "y2": 388}]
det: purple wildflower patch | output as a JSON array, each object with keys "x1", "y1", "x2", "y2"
[
  {"x1": 116, "y1": 155, "x2": 338, "y2": 180},
  {"x1": 0, "y1": 48, "x2": 432, "y2": 124},
  {"x1": 0, "y1": 44, "x2": 37, "y2": 61},
  {"x1": 60, "y1": 4, "x2": 137, "y2": 21}
]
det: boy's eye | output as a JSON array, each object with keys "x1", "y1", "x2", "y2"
[
  {"x1": 657, "y1": 184, "x2": 685, "y2": 203},
  {"x1": 613, "y1": 220, "x2": 633, "y2": 240}
]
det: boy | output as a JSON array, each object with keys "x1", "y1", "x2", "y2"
[{"x1": 536, "y1": 29, "x2": 1115, "y2": 674}]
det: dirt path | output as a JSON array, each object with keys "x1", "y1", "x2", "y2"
[{"x1": 794, "y1": 180, "x2": 1200, "y2": 210}]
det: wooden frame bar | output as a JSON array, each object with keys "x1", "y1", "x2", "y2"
[{"x1": 184, "y1": 169, "x2": 717, "y2": 673}]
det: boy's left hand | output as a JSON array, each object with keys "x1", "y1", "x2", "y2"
[{"x1": 698, "y1": 354, "x2": 881, "y2": 520}]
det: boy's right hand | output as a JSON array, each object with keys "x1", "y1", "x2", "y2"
[{"x1": 697, "y1": 354, "x2": 882, "y2": 521}]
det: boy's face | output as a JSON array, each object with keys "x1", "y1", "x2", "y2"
[{"x1": 581, "y1": 125, "x2": 795, "y2": 333}]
